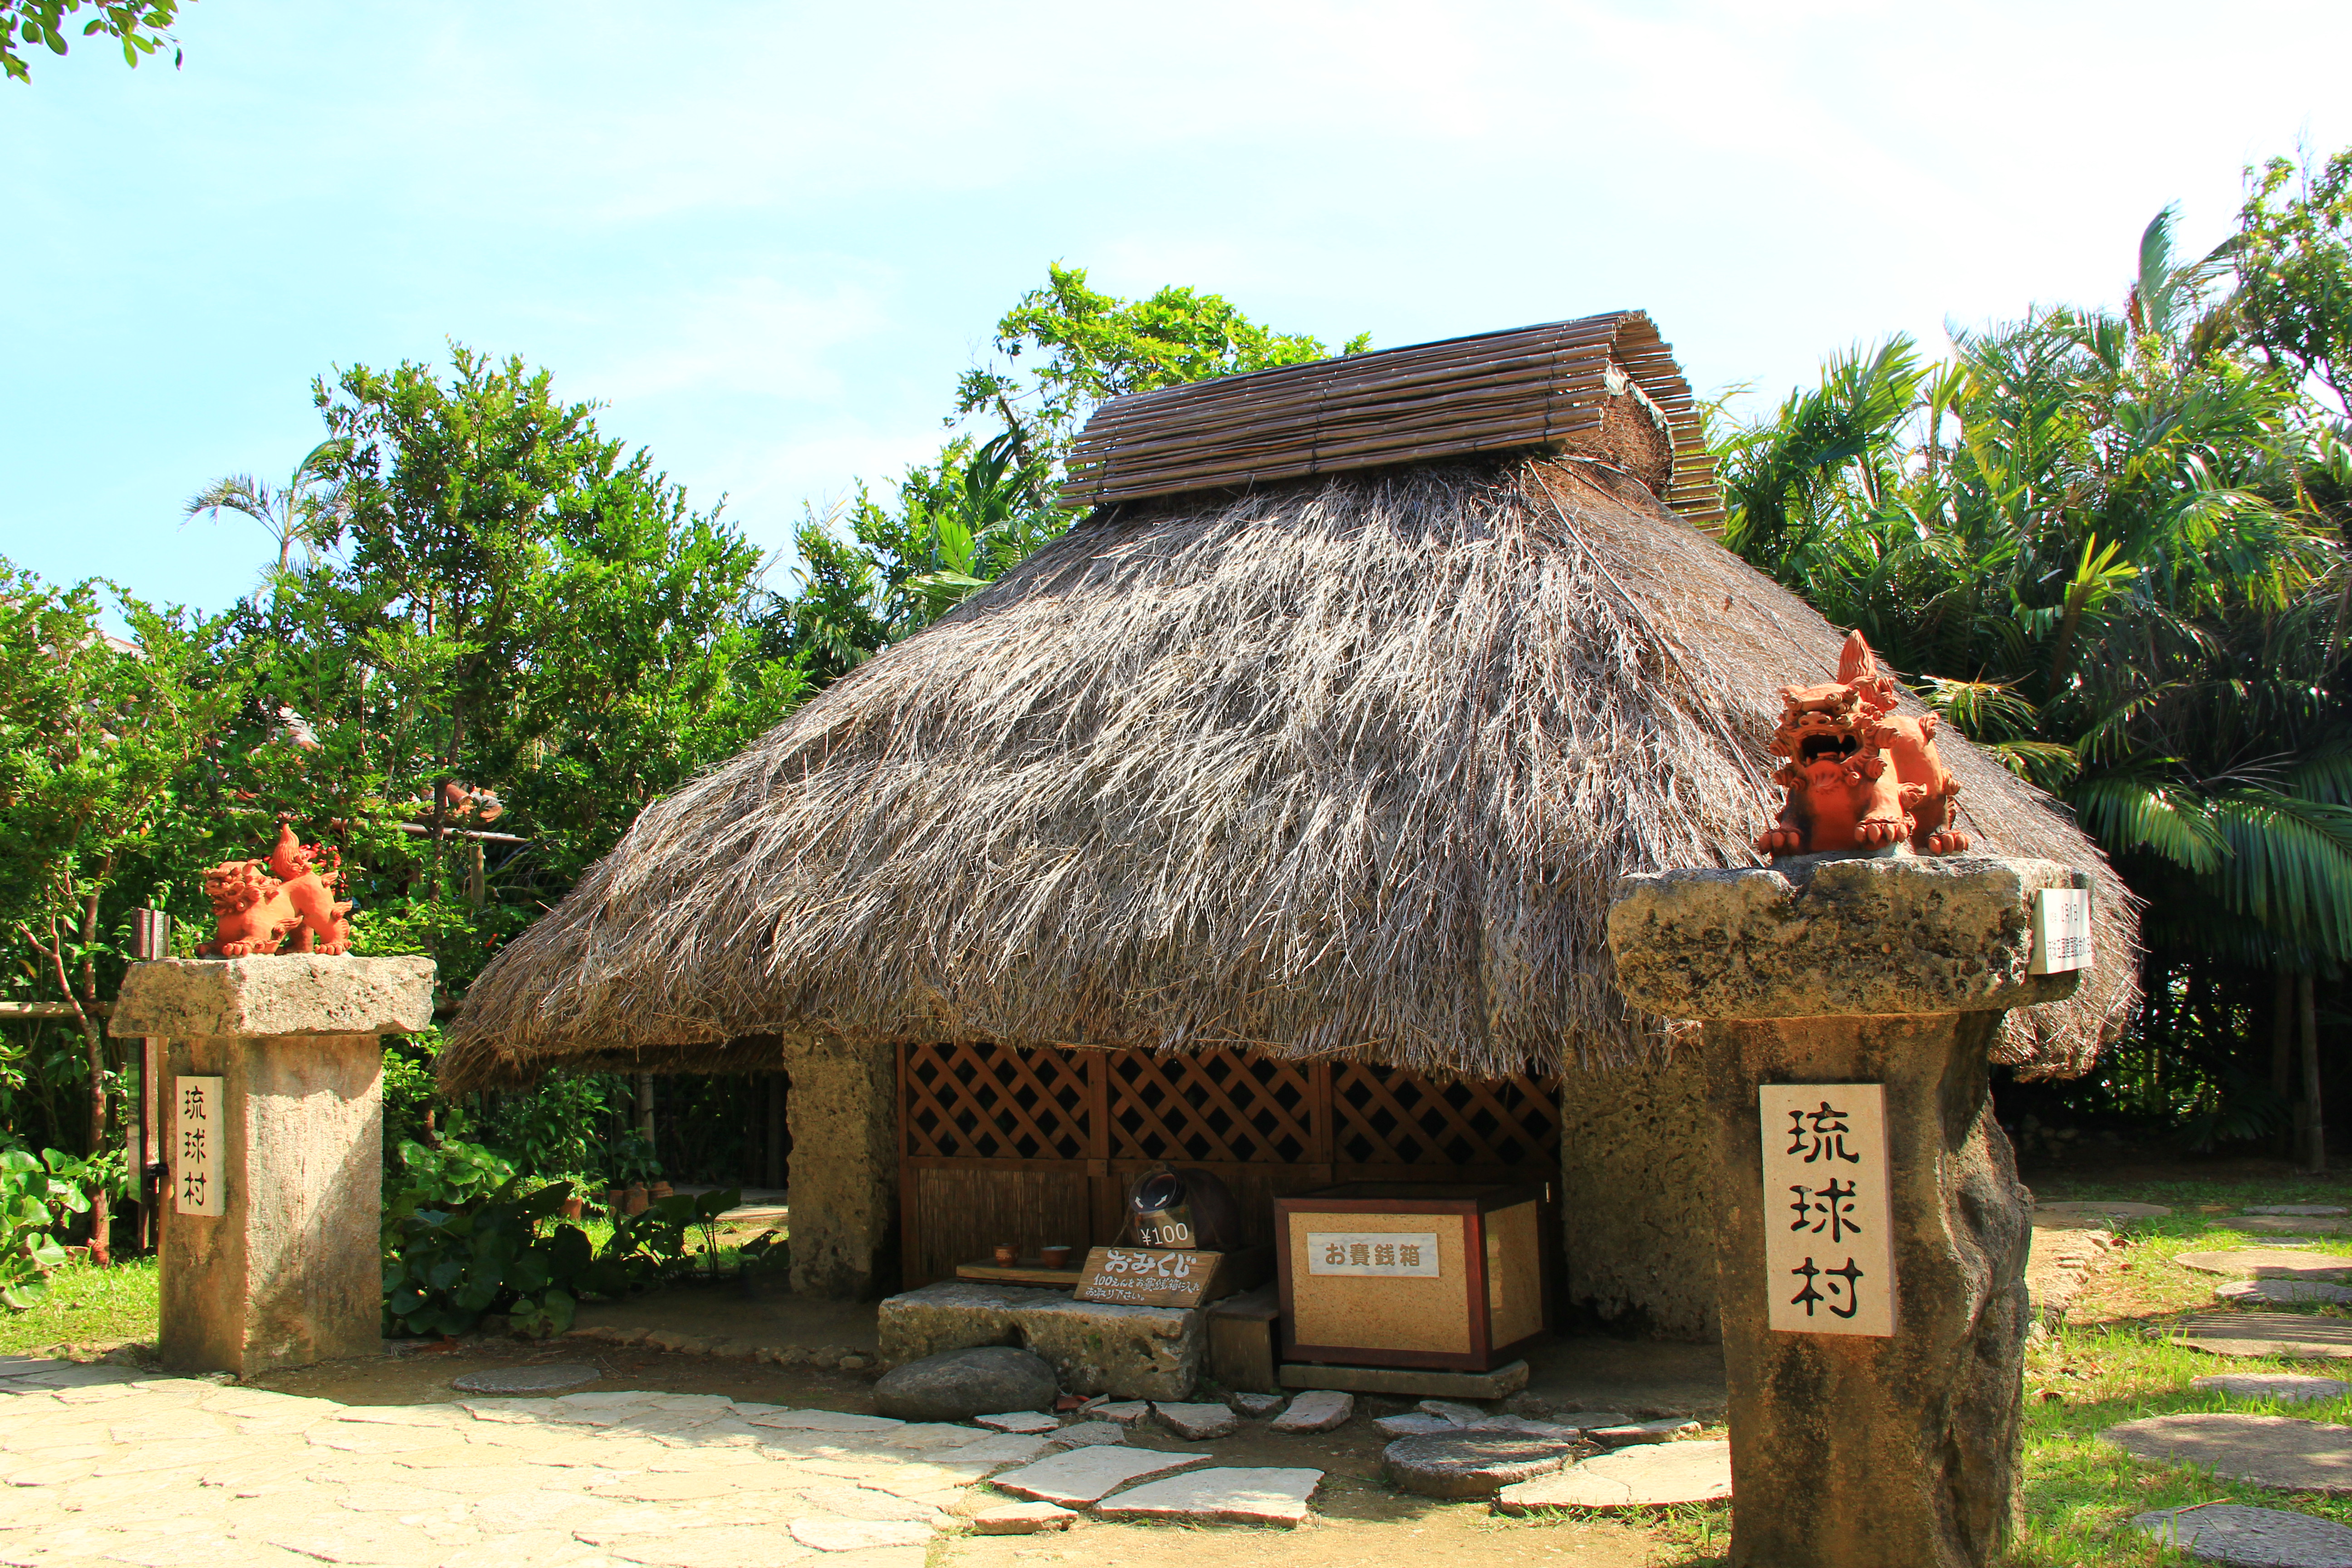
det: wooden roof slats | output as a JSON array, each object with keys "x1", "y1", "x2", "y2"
[{"x1": 1060, "y1": 310, "x2": 1727, "y2": 528}]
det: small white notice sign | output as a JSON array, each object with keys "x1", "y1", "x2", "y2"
[
  {"x1": 2031, "y1": 887, "x2": 2093, "y2": 975},
  {"x1": 1759, "y1": 1084, "x2": 1896, "y2": 1337},
  {"x1": 174, "y1": 1075, "x2": 225, "y2": 1217},
  {"x1": 1306, "y1": 1232, "x2": 1442, "y2": 1277}
]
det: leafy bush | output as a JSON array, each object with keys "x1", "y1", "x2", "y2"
[
  {"x1": 0, "y1": 1149, "x2": 89, "y2": 1309},
  {"x1": 381, "y1": 1176, "x2": 630, "y2": 1339},
  {"x1": 388, "y1": 1119, "x2": 515, "y2": 1212}
]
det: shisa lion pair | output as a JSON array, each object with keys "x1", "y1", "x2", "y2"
[
  {"x1": 196, "y1": 821, "x2": 357, "y2": 957},
  {"x1": 1756, "y1": 632, "x2": 1970, "y2": 858}
]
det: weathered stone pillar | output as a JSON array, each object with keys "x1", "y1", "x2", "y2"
[
  {"x1": 110, "y1": 955, "x2": 435, "y2": 1377},
  {"x1": 779, "y1": 1035, "x2": 898, "y2": 1299},
  {"x1": 1606, "y1": 856, "x2": 2086, "y2": 1568}
]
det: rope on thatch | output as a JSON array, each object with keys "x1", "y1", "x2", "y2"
[{"x1": 443, "y1": 455, "x2": 2137, "y2": 1090}]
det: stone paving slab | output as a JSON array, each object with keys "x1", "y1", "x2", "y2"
[
  {"x1": 1092, "y1": 1465, "x2": 1323, "y2": 1526},
  {"x1": 2223, "y1": 1281, "x2": 2352, "y2": 1306},
  {"x1": 2176, "y1": 1315, "x2": 2352, "y2": 1360},
  {"x1": 1495, "y1": 1439, "x2": 1735, "y2": 1511},
  {"x1": 2132, "y1": 1502, "x2": 2352, "y2": 1565},
  {"x1": 974, "y1": 1411, "x2": 1058, "y2": 1434},
  {"x1": 1152, "y1": 1402, "x2": 1237, "y2": 1441},
  {"x1": 451, "y1": 1365, "x2": 602, "y2": 1395},
  {"x1": 1269, "y1": 1390, "x2": 1353, "y2": 1433},
  {"x1": 970, "y1": 1500, "x2": 1078, "y2": 1534},
  {"x1": 2249, "y1": 1207, "x2": 2352, "y2": 1218},
  {"x1": 2106, "y1": 1413, "x2": 2352, "y2": 1493},
  {"x1": 2038, "y1": 1200, "x2": 2174, "y2": 1220},
  {"x1": 990, "y1": 1445, "x2": 1209, "y2": 1506},
  {"x1": 2238, "y1": 1217, "x2": 2352, "y2": 1236},
  {"x1": 2180, "y1": 1250, "x2": 2352, "y2": 1280},
  {"x1": 2197, "y1": 1375, "x2": 2352, "y2": 1405}
]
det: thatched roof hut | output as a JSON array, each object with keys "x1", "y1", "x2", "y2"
[{"x1": 445, "y1": 313, "x2": 2137, "y2": 1094}]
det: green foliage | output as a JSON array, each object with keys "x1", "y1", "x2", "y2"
[
  {"x1": 380, "y1": 1174, "x2": 619, "y2": 1339},
  {"x1": 603, "y1": 1186, "x2": 740, "y2": 1283},
  {"x1": 387, "y1": 1122, "x2": 515, "y2": 1211},
  {"x1": 773, "y1": 267, "x2": 1366, "y2": 681},
  {"x1": 1, "y1": 0, "x2": 181, "y2": 84},
  {"x1": 2235, "y1": 149, "x2": 2352, "y2": 414},
  {"x1": 1719, "y1": 201, "x2": 2352, "y2": 975},
  {"x1": 481, "y1": 1072, "x2": 622, "y2": 1183},
  {"x1": 0, "y1": 1148, "x2": 87, "y2": 1309}
]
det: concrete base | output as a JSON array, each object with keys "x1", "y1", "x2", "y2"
[
  {"x1": 158, "y1": 1031, "x2": 385, "y2": 1376},
  {"x1": 1704, "y1": 1011, "x2": 2030, "y2": 1568},
  {"x1": 877, "y1": 1281, "x2": 1204, "y2": 1400},
  {"x1": 780, "y1": 1037, "x2": 897, "y2": 1300},
  {"x1": 1279, "y1": 1358, "x2": 1530, "y2": 1399}
]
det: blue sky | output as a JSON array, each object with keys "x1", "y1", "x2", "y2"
[{"x1": 6, "y1": 0, "x2": 2349, "y2": 619}]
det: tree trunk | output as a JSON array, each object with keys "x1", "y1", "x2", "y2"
[
  {"x1": 2275, "y1": 970, "x2": 2298, "y2": 1157},
  {"x1": 2302, "y1": 972, "x2": 2325, "y2": 1174}
]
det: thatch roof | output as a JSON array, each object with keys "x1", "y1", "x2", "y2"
[{"x1": 443, "y1": 455, "x2": 2138, "y2": 1090}]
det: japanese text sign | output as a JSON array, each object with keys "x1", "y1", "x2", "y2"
[
  {"x1": 1304, "y1": 1232, "x2": 1442, "y2": 1278},
  {"x1": 174, "y1": 1075, "x2": 225, "y2": 1218},
  {"x1": 2030, "y1": 887, "x2": 2093, "y2": 975},
  {"x1": 1759, "y1": 1083, "x2": 1895, "y2": 1337},
  {"x1": 1073, "y1": 1246, "x2": 1222, "y2": 1308}
]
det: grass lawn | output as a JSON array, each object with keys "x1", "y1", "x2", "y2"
[{"x1": 0, "y1": 1256, "x2": 158, "y2": 1358}]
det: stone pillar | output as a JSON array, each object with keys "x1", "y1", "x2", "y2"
[
  {"x1": 109, "y1": 955, "x2": 435, "y2": 1377},
  {"x1": 779, "y1": 1034, "x2": 898, "y2": 1299},
  {"x1": 1557, "y1": 1049, "x2": 1720, "y2": 1341},
  {"x1": 1606, "y1": 856, "x2": 2086, "y2": 1568}
]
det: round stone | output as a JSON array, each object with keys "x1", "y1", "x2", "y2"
[
  {"x1": 2177, "y1": 1250, "x2": 2352, "y2": 1281},
  {"x1": 2106, "y1": 1413, "x2": 2352, "y2": 1493},
  {"x1": 449, "y1": 1364, "x2": 600, "y2": 1394},
  {"x1": 1382, "y1": 1432, "x2": 1579, "y2": 1499},
  {"x1": 2221, "y1": 1281, "x2": 2352, "y2": 1306},
  {"x1": 2196, "y1": 1375, "x2": 2352, "y2": 1405},
  {"x1": 2132, "y1": 1502, "x2": 2352, "y2": 1566},
  {"x1": 2238, "y1": 1217, "x2": 2352, "y2": 1236},
  {"x1": 2249, "y1": 1207, "x2": 2352, "y2": 1218},
  {"x1": 872, "y1": 1346, "x2": 1057, "y2": 1422}
]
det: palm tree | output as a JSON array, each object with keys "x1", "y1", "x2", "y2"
[
  {"x1": 1721, "y1": 207, "x2": 2352, "y2": 1166},
  {"x1": 184, "y1": 437, "x2": 353, "y2": 583}
]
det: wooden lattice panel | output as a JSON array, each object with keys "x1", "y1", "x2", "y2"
[
  {"x1": 1106, "y1": 1051, "x2": 1318, "y2": 1165},
  {"x1": 902, "y1": 1042, "x2": 1091, "y2": 1161},
  {"x1": 1330, "y1": 1066, "x2": 1561, "y2": 1171}
]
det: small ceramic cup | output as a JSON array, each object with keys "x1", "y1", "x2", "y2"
[
  {"x1": 992, "y1": 1242, "x2": 1019, "y2": 1267},
  {"x1": 1040, "y1": 1244, "x2": 1074, "y2": 1269}
]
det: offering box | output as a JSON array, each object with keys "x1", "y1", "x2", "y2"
[{"x1": 1274, "y1": 1182, "x2": 1549, "y2": 1372}]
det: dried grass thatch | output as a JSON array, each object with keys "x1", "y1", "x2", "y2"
[{"x1": 444, "y1": 455, "x2": 2139, "y2": 1090}]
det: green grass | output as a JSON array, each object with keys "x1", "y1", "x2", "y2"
[{"x1": 0, "y1": 1257, "x2": 158, "y2": 1357}]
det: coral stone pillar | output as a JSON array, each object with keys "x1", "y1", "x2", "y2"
[
  {"x1": 109, "y1": 955, "x2": 435, "y2": 1376},
  {"x1": 1606, "y1": 856, "x2": 2087, "y2": 1568},
  {"x1": 779, "y1": 1034, "x2": 899, "y2": 1299}
]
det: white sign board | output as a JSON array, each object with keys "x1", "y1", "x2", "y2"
[
  {"x1": 2030, "y1": 887, "x2": 2094, "y2": 975},
  {"x1": 1306, "y1": 1231, "x2": 1442, "y2": 1277},
  {"x1": 174, "y1": 1075, "x2": 225, "y2": 1217},
  {"x1": 1759, "y1": 1084, "x2": 1895, "y2": 1337}
]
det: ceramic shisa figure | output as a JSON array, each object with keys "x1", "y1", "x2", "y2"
[
  {"x1": 1755, "y1": 632, "x2": 1970, "y2": 858},
  {"x1": 196, "y1": 821, "x2": 357, "y2": 957}
]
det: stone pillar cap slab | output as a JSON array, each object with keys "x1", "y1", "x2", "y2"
[
  {"x1": 110, "y1": 955, "x2": 436, "y2": 1039},
  {"x1": 1606, "y1": 854, "x2": 2086, "y2": 1021}
]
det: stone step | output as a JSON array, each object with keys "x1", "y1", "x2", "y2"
[{"x1": 2105, "y1": 1412, "x2": 2352, "y2": 1494}]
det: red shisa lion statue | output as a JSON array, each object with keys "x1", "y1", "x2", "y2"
[
  {"x1": 197, "y1": 822, "x2": 357, "y2": 957},
  {"x1": 1755, "y1": 632, "x2": 1970, "y2": 858}
]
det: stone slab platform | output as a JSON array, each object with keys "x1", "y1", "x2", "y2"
[
  {"x1": 2179, "y1": 1250, "x2": 2352, "y2": 1281},
  {"x1": 2132, "y1": 1502, "x2": 2352, "y2": 1566},
  {"x1": 877, "y1": 1282, "x2": 1203, "y2": 1401},
  {"x1": 2176, "y1": 1315, "x2": 2352, "y2": 1360},
  {"x1": 111, "y1": 955, "x2": 435, "y2": 1039},
  {"x1": 1496, "y1": 1439, "x2": 1734, "y2": 1511}
]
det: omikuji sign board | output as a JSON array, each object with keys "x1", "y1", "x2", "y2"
[
  {"x1": 174, "y1": 1075, "x2": 225, "y2": 1218},
  {"x1": 1073, "y1": 1246, "x2": 1223, "y2": 1308},
  {"x1": 1759, "y1": 1084, "x2": 1896, "y2": 1337}
]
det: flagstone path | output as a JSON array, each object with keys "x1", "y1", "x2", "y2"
[{"x1": 0, "y1": 1352, "x2": 1331, "y2": 1566}]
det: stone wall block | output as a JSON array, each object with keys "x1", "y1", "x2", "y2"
[
  {"x1": 1607, "y1": 856, "x2": 2085, "y2": 1020},
  {"x1": 111, "y1": 955, "x2": 435, "y2": 1040},
  {"x1": 780, "y1": 1035, "x2": 898, "y2": 1299},
  {"x1": 1557, "y1": 1050, "x2": 1719, "y2": 1340}
]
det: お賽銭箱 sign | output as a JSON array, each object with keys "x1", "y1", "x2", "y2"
[{"x1": 1759, "y1": 1084, "x2": 1895, "y2": 1337}]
